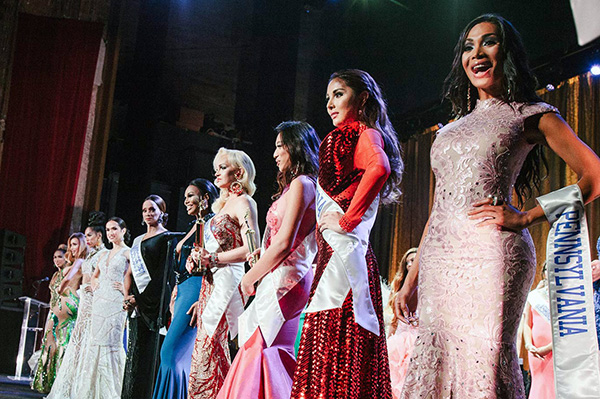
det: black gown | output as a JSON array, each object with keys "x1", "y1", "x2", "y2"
[{"x1": 122, "y1": 232, "x2": 180, "y2": 399}]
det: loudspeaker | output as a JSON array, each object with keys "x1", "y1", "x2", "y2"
[
  {"x1": 1, "y1": 247, "x2": 24, "y2": 266},
  {"x1": 0, "y1": 230, "x2": 26, "y2": 248},
  {"x1": 0, "y1": 230, "x2": 25, "y2": 306},
  {"x1": 1, "y1": 266, "x2": 23, "y2": 283},
  {"x1": 0, "y1": 282, "x2": 23, "y2": 298}
]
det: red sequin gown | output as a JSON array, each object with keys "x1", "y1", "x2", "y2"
[
  {"x1": 291, "y1": 121, "x2": 392, "y2": 399},
  {"x1": 188, "y1": 214, "x2": 243, "y2": 399}
]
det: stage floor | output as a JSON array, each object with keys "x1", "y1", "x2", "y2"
[{"x1": 0, "y1": 375, "x2": 44, "y2": 398}]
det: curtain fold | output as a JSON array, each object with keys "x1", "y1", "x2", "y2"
[{"x1": 0, "y1": 13, "x2": 103, "y2": 298}]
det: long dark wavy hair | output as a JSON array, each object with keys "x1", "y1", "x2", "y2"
[
  {"x1": 272, "y1": 121, "x2": 320, "y2": 200},
  {"x1": 443, "y1": 14, "x2": 546, "y2": 206},
  {"x1": 329, "y1": 69, "x2": 403, "y2": 205}
]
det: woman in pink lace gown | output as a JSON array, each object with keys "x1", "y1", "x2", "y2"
[
  {"x1": 386, "y1": 248, "x2": 418, "y2": 399},
  {"x1": 395, "y1": 14, "x2": 600, "y2": 398},
  {"x1": 524, "y1": 266, "x2": 554, "y2": 399},
  {"x1": 217, "y1": 121, "x2": 320, "y2": 399},
  {"x1": 186, "y1": 147, "x2": 260, "y2": 398}
]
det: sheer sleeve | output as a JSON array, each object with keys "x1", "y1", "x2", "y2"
[{"x1": 339, "y1": 128, "x2": 390, "y2": 232}]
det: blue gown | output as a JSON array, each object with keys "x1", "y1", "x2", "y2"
[{"x1": 152, "y1": 229, "x2": 203, "y2": 399}]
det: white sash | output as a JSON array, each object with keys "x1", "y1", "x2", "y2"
[
  {"x1": 200, "y1": 217, "x2": 245, "y2": 339},
  {"x1": 527, "y1": 288, "x2": 551, "y2": 324},
  {"x1": 537, "y1": 184, "x2": 600, "y2": 399},
  {"x1": 304, "y1": 182, "x2": 380, "y2": 336},
  {"x1": 130, "y1": 235, "x2": 151, "y2": 293},
  {"x1": 238, "y1": 230, "x2": 317, "y2": 347}
]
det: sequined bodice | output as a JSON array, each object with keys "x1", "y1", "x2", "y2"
[
  {"x1": 318, "y1": 121, "x2": 366, "y2": 211},
  {"x1": 210, "y1": 213, "x2": 243, "y2": 251},
  {"x1": 98, "y1": 248, "x2": 128, "y2": 284}
]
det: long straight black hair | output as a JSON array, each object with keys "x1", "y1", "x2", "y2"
[{"x1": 443, "y1": 14, "x2": 546, "y2": 206}]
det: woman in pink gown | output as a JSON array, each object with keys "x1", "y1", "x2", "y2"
[
  {"x1": 386, "y1": 248, "x2": 418, "y2": 399},
  {"x1": 395, "y1": 14, "x2": 600, "y2": 398},
  {"x1": 523, "y1": 267, "x2": 554, "y2": 398},
  {"x1": 217, "y1": 121, "x2": 320, "y2": 399},
  {"x1": 186, "y1": 147, "x2": 260, "y2": 399}
]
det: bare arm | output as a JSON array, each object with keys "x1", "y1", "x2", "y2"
[
  {"x1": 470, "y1": 113, "x2": 600, "y2": 229},
  {"x1": 241, "y1": 177, "x2": 315, "y2": 295},
  {"x1": 59, "y1": 258, "x2": 83, "y2": 293},
  {"x1": 200, "y1": 195, "x2": 261, "y2": 266},
  {"x1": 394, "y1": 217, "x2": 430, "y2": 323}
]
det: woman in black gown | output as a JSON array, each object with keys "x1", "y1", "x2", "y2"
[{"x1": 122, "y1": 195, "x2": 179, "y2": 399}]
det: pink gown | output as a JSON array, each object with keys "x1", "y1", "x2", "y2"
[
  {"x1": 387, "y1": 322, "x2": 418, "y2": 399},
  {"x1": 527, "y1": 304, "x2": 555, "y2": 398},
  {"x1": 401, "y1": 99, "x2": 558, "y2": 398},
  {"x1": 217, "y1": 176, "x2": 317, "y2": 399}
]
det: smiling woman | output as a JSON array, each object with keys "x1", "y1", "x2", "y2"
[{"x1": 395, "y1": 14, "x2": 600, "y2": 399}]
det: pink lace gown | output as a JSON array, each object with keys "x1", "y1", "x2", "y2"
[
  {"x1": 387, "y1": 322, "x2": 418, "y2": 399},
  {"x1": 217, "y1": 177, "x2": 317, "y2": 399},
  {"x1": 527, "y1": 304, "x2": 555, "y2": 398},
  {"x1": 401, "y1": 99, "x2": 558, "y2": 398},
  {"x1": 188, "y1": 214, "x2": 244, "y2": 399}
]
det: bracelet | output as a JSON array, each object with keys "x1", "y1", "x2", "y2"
[{"x1": 209, "y1": 252, "x2": 219, "y2": 268}]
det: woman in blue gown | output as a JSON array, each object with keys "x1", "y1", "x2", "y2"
[{"x1": 153, "y1": 178, "x2": 218, "y2": 399}]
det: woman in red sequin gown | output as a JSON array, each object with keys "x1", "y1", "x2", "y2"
[
  {"x1": 186, "y1": 147, "x2": 260, "y2": 398},
  {"x1": 291, "y1": 69, "x2": 403, "y2": 399}
]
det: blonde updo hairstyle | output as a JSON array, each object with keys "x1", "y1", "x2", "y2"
[{"x1": 212, "y1": 147, "x2": 256, "y2": 213}]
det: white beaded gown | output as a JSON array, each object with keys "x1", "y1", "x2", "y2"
[
  {"x1": 78, "y1": 247, "x2": 129, "y2": 399},
  {"x1": 47, "y1": 246, "x2": 106, "y2": 399},
  {"x1": 401, "y1": 99, "x2": 558, "y2": 399}
]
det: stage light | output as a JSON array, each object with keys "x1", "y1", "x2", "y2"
[
  {"x1": 546, "y1": 84, "x2": 555, "y2": 91},
  {"x1": 591, "y1": 64, "x2": 600, "y2": 76}
]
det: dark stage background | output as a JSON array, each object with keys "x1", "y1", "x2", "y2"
[{"x1": 0, "y1": 0, "x2": 598, "y2": 307}]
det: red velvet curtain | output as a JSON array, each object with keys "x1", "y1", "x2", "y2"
[{"x1": 0, "y1": 13, "x2": 103, "y2": 297}]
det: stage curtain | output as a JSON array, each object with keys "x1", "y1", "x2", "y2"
[
  {"x1": 527, "y1": 72, "x2": 600, "y2": 285},
  {"x1": 385, "y1": 72, "x2": 600, "y2": 284},
  {"x1": 0, "y1": 13, "x2": 103, "y2": 297},
  {"x1": 385, "y1": 126, "x2": 435, "y2": 281}
]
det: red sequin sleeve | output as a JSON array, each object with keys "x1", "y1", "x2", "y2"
[{"x1": 338, "y1": 128, "x2": 390, "y2": 232}]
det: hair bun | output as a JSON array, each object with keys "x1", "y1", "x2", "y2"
[
  {"x1": 88, "y1": 211, "x2": 107, "y2": 227},
  {"x1": 162, "y1": 212, "x2": 169, "y2": 225}
]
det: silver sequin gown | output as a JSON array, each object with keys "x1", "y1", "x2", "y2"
[{"x1": 401, "y1": 98, "x2": 557, "y2": 399}]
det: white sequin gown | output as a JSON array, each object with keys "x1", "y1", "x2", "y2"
[{"x1": 78, "y1": 247, "x2": 129, "y2": 399}]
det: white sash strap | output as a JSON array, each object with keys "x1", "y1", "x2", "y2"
[
  {"x1": 238, "y1": 231, "x2": 317, "y2": 347},
  {"x1": 527, "y1": 288, "x2": 551, "y2": 324},
  {"x1": 537, "y1": 184, "x2": 600, "y2": 399},
  {"x1": 304, "y1": 182, "x2": 380, "y2": 336},
  {"x1": 201, "y1": 218, "x2": 245, "y2": 339},
  {"x1": 130, "y1": 235, "x2": 152, "y2": 294}
]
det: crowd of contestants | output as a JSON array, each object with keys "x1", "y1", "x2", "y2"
[{"x1": 29, "y1": 13, "x2": 600, "y2": 399}]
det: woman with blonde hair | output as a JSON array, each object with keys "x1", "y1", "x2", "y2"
[{"x1": 186, "y1": 147, "x2": 260, "y2": 398}]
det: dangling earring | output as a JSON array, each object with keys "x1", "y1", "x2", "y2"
[
  {"x1": 290, "y1": 165, "x2": 299, "y2": 179},
  {"x1": 466, "y1": 84, "x2": 472, "y2": 113},
  {"x1": 507, "y1": 85, "x2": 511, "y2": 100},
  {"x1": 158, "y1": 214, "x2": 164, "y2": 224},
  {"x1": 229, "y1": 172, "x2": 244, "y2": 196},
  {"x1": 141, "y1": 220, "x2": 146, "y2": 226}
]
